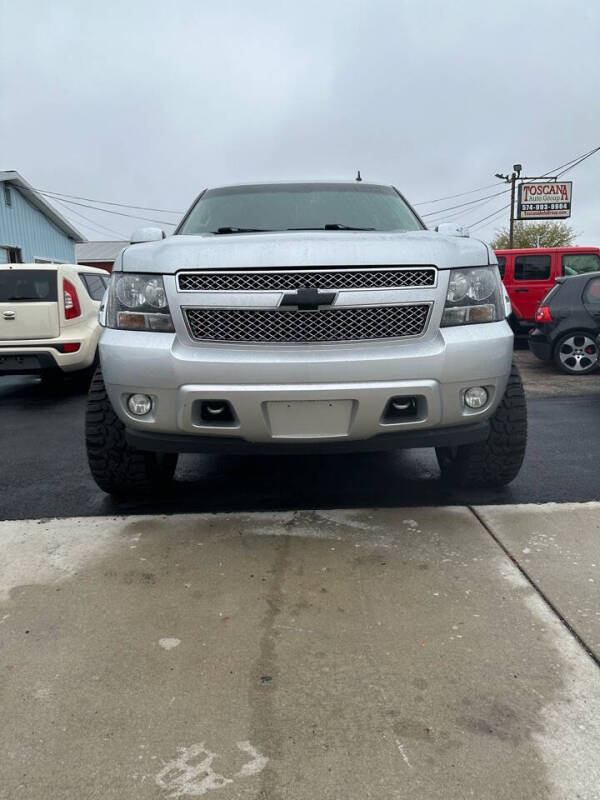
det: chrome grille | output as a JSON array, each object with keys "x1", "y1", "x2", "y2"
[
  {"x1": 184, "y1": 304, "x2": 430, "y2": 343},
  {"x1": 177, "y1": 267, "x2": 436, "y2": 292}
]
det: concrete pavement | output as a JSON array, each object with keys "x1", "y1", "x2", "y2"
[
  {"x1": 1, "y1": 504, "x2": 599, "y2": 799},
  {"x1": 476, "y1": 503, "x2": 600, "y2": 660}
]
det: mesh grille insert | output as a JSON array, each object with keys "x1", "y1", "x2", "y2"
[
  {"x1": 178, "y1": 267, "x2": 435, "y2": 292},
  {"x1": 184, "y1": 304, "x2": 430, "y2": 343}
]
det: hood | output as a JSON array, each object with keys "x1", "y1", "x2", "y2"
[{"x1": 117, "y1": 229, "x2": 491, "y2": 273}]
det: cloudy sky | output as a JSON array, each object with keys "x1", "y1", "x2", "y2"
[{"x1": 1, "y1": 0, "x2": 598, "y2": 244}]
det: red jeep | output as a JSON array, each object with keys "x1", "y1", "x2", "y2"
[{"x1": 496, "y1": 247, "x2": 600, "y2": 332}]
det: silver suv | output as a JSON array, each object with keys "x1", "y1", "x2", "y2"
[{"x1": 86, "y1": 181, "x2": 526, "y2": 495}]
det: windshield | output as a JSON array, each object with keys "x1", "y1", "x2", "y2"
[{"x1": 178, "y1": 183, "x2": 424, "y2": 235}]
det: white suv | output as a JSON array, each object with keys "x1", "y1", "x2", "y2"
[{"x1": 0, "y1": 263, "x2": 109, "y2": 382}]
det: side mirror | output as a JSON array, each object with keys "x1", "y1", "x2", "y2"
[
  {"x1": 130, "y1": 227, "x2": 166, "y2": 244},
  {"x1": 435, "y1": 223, "x2": 470, "y2": 238}
]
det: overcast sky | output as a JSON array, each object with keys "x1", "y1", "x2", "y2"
[{"x1": 1, "y1": 0, "x2": 599, "y2": 244}]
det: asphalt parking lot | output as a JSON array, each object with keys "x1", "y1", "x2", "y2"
[
  {"x1": 1, "y1": 351, "x2": 599, "y2": 520},
  {"x1": 1, "y1": 350, "x2": 599, "y2": 799}
]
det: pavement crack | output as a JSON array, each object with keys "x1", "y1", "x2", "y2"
[
  {"x1": 468, "y1": 505, "x2": 600, "y2": 671},
  {"x1": 247, "y1": 535, "x2": 291, "y2": 800}
]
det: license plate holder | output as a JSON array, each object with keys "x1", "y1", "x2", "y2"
[{"x1": 265, "y1": 399, "x2": 354, "y2": 439}]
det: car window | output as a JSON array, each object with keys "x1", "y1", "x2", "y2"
[
  {"x1": 562, "y1": 254, "x2": 600, "y2": 276},
  {"x1": 514, "y1": 255, "x2": 551, "y2": 281},
  {"x1": 0, "y1": 269, "x2": 58, "y2": 302},
  {"x1": 81, "y1": 273, "x2": 109, "y2": 301},
  {"x1": 496, "y1": 256, "x2": 505, "y2": 279},
  {"x1": 583, "y1": 278, "x2": 600, "y2": 305}
]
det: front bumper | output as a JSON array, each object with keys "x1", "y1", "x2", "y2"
[
  {"x1": 99, "y1": 320, "x2": 513, "y2": 449},
  {"x1": 126, "y1": 420, "x2": 491, "y2": 454}
]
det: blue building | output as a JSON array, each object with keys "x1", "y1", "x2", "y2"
[{"x1": 0, "y1": 170, "x2": 85, "y2": 264}]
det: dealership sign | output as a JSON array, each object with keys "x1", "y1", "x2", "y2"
[{"x1": 517, "y1": 181, "x2": 572, "y2": 219}]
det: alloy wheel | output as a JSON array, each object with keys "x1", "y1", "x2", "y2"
[{"x1": 557, "y1": 334, "x2": 599, "y2": 374}]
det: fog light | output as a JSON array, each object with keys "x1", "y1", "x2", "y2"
[
  {"x1": 464, "y1": 387, "x2": 488, "y2": 409},
  {"x1": 127, "y1": 393, "x2": 152, "y2": 416}
]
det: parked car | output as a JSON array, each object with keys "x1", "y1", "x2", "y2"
[
  {"x1": 496, "y1": 247, "x2": 600, "y2": 332},
  {"x1": 529, "y1": 271, "x2": 600, "y2": 374},
  {"x1": 86, "y1": 180, "x2": 527, "y2": 495},
  {"x1": 0, "y1": 263, "x2": 109, "y2": 382}
]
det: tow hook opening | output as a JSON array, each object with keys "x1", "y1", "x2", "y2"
[
  {"x1": 196, "y1": 399, "x2": 237, "y2": 426},
  {"x1": 382, "y1": 395, "x2": 420, "y2": 422}
]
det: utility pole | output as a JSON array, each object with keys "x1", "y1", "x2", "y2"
[{"x1": 495, "y1": 164, "x2": 522, "y2": 248}]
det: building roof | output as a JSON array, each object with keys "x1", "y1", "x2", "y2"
[
  {"x1": 0, "y1": 170, "x2": 86, "y2": 243},
  {"x1": 76, "y1": 240, "x2": 128, "y2": 262}
]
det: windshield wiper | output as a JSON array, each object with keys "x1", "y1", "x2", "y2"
[
  {"x1": 287, "y1": 224, "x2": 376, "y2": 231},
  {"x1": 211, "y1": 227, "x2": 273, "y2": 234}
]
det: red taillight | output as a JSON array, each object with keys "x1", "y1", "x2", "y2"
[
  {"x1": 62, "y1": 342, "x2": 81, "y2": 353},
  {"x1": 535, "y1": 305, "x2": 553, "y2": 323},
  {"x1": 63, "y1": 278, "x2": 81, "y2": 320}
]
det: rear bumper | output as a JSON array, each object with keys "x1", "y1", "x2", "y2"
[
  {"x1": 0, "y1": 351, "x2": 58, "y2": 375},
  {"x1": 0, "y1": 327, "x2": 99, "y2": 374},
  {"x1": 126, "y1": 419, "x2": 491, "y2": 454},
  {"x1": 528, "y1": 329, "x2": 552, "y2": 361}
]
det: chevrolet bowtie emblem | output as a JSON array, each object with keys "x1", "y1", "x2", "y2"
[{"x1": 279, "y1": 287, "x2": 337, "y2": 311}]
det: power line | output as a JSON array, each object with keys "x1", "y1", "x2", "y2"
[
  {"x1": 555, "y1": 145, "x2": 600, "y2": 178},
  {"x1": 468, "y1": 145, "x2": 599, "y2": 235},
  {"x1": 468, "y1": 203, "x2": 512, "y2": 232},
  {"x1": 545, "y1": 145, "x2": 600, "y2": 177},
  {"x1": 20, "y1": 184, "x2": 177, "y2": 226},
  {"x1": 416, "y1": 144, "x2": 599, "y2": 215},
  {"x1": 38, "y1": 188, "x2": 184, "y2": 215},
  {"x1": 421, "y1": 187, "x2": 510, "y2": 218},
  {"x1": 413, "y1": 181, "x2": 505, "y2": 206},
  {"x1": 432, "y1": 144, "x2": 600, "y2": 234},
  {"x1": 34, "y1": 190, "x2": 177, "y2": 226},
  {"x1": 433, "y1": 198, "x2": 502, "y2": 225},
  {"x1": 51, "y1": 196, "x2": 130, "y2": 240}
]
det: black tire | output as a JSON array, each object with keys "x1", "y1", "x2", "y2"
[
  {"x1": 553, "y1": 330, "x2": 599, "y2": 375},
  {"x1": 86, "y1": 367, "x2": 178, "y2": 495},
  {"x1": 436, "y1": 363, "x2": 527, "y2": 489}
]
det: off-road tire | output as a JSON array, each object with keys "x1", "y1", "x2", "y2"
[
  {"x1": 86, "y1": 367, "x2": 178, "y2": 494},
  {"x1": 435, "y1": 363, "x2": 527, "y2": 488}
]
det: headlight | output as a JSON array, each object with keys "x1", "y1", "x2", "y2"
[
  {"x1": 106, "y1": 274, "x2": 175, "y2": 332},
  {"x1": 441, "y1": 266, "x2": 504, "y2": 327}
]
